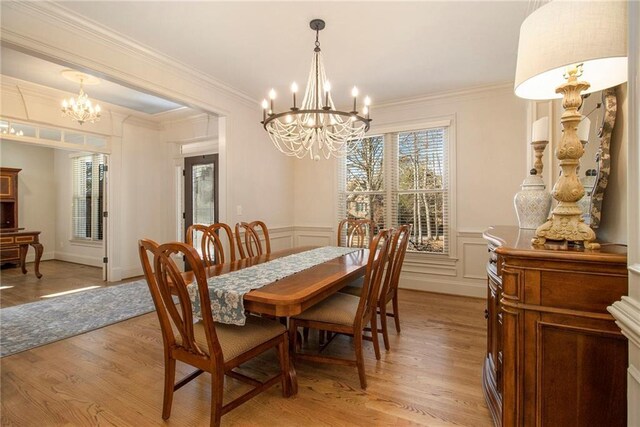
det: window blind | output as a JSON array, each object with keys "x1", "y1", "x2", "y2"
[
  {"x1": 338, "y1": 126, "x2": 449, "y2": 255},
  {"x1": 72, "y1": 153, "x2": 105, "y2": 241},
  {"x1": 394, "y1": 128, "x2": 448, "y2": 254}
]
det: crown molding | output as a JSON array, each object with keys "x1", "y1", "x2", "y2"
[
  {"x1": 375, "y1": 81, "x2": 515, "y2": 109},
  {"x1": 1, "y1": 1, "x2": 259, "y2": 110},
  {"x1": 160, "y1": 111, "x2": 215, "y2": 127}
]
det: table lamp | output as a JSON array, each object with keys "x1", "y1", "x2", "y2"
[{"x1": 514, "y1": 0, "x2": 627, "y2": 249}]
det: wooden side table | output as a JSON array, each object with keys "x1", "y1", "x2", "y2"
[{"x1": 0, "y1": 230, "x2": 43, "y2": 278}]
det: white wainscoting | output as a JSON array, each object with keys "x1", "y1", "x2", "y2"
[
  {"x1": 117, "y1": 225, "x2": 488, "y2": 299},
  {"x1": 292, "y1": 226, "x2": 487, "y2": 298},
  {"x1": 400, "y1": 230, "x2": 486, "y2": 298},
  {"x1": 293, "y1": 226, "x2": 334, "y2": 247}
]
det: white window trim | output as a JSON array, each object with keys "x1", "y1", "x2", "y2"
[
  {"x1": 70, "y1": 152, "x2": 105, "y2": 243},
  {"x1": 337, "y1": 114, "x2": 457, "y2": 261}
]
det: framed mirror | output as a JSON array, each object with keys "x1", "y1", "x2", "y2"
[{"x1": 578, "y1": 86, "x2": 618, "y2": 228}]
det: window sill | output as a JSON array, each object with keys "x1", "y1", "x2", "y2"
[
  {"x1": 404, "y1": 251, "x2": 458, "y2": 264},
  {"x1": 69, "y1": 239, "x2": 103, "y2": 248}
]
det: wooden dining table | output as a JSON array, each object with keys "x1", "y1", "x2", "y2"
[
  {"x1": 179, "y1": 245, "x2": 369, "y2": 396},
  {"x1": 180, "y1": 246, "x2": 369, "y2": 317}
]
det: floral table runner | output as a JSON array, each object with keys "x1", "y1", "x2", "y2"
[{"x1": 187, "y1": 246, "x2": 361, "y2": 325}]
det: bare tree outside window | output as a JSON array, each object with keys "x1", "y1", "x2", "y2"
[
  {"x1": 345, "y1": 136, "x2": 385, "y2": 232},
  {"x1": 341, "y1": 128, "x2": 448, "y2": 254},
  {"x1": 398, "y1": 129, "x2": 446, "y2": 253}
]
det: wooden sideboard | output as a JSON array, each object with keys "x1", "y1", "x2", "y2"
[
  {"x1": 482, "y1": 226, "x2": 628, "y2": 427},
  {"x1": 0, "y1": 167, "x2": 44, "y2": 278}
]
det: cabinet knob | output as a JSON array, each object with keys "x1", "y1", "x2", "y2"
[{"x1": 484, "y1": 308, "x2": 489, "y2": 319}]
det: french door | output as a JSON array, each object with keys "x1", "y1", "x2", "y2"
[{"x1": 184, "y1": 154, "x2": 219, "y2": 246}]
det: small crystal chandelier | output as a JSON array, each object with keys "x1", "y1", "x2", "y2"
[
  {"x1": 261, "y1": 19, "x2": 372, "y2": 160},
  {"x1": 61, "y1": 71, "x2": 101, "y2": 125}
]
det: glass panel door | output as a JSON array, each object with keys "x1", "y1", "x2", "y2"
[{"x1": 184, "y1": 154, "x2": 218, "y2": 253}]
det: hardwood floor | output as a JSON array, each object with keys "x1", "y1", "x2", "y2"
[
  {"x1": 0, "y1": 260, "x2": 135, "y2": 308},
  {"x1": 0, "y1": 289, "x2": 492, "y2": 426}
]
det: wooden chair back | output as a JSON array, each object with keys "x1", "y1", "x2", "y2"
[
  {"x1": 186, "y1": 223, "x2": 236, "y2": 265},
  {"x1": 354, "y1": 229, "x2": 392, "y2": 329},
  {"x1": 139, "y1": 239, "x2": 223, "y2": 366},
  {"x1": 235, "y1": 221, "x2": 271, "y2": 259},
  {"x1": 379, "y1": 225, "x2": 411, "y2": 304},
  {"x1": 337, "y1": 218, "x2": 375, "y2": 248}
]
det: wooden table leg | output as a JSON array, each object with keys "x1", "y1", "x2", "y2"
[
  {"x1": 19, "y1": 243, "x2": 28, "y2": 275},
  {"x1": 288, "y1": 363, "x2": 298, "y2": 396},
  {"x1": 31, "y1": 243, "x2": 43, "y2": 279}
]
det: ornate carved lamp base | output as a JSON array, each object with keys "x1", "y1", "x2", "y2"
[
  {"x1": 532, "y1": 212, "x2": 600, "y2": 249},
  {"x1": 531, "y1": 65, "x2": 600, "y2": 250}
]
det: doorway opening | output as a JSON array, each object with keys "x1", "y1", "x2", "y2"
[{"x1": 184, "y1": 154, "x2": 219, "y2": 252}]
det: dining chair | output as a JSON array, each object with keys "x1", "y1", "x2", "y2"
[
  {"x1": 337, "y1": 218, "x2": 375, "y2": 248},
  {"x1": 138, "y1": 239, "x2": 291, "y2": 427},
  {"x1": 304, "y1": 217, "x2": 376, "y2": 346},
  {"x1": 376, "y1": 224, "x2": 411, "y2": 349},
  {"x1": 186, "y1": 223, "x2": 236, "y2": 266},
  {"x1": 289, "y1": 229, "x2": 392, "y2": 389},
  {"x1": 342, "y1": 225, "x2": 411, "y2": 350},
  {"x1": 235, "y1": 220, "x2": 271, "y2": 259}
]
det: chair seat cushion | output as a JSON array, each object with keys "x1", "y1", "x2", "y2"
[
  {"x1": 191, "y1": 315, "x2": 286, "y2": 362},
  {"x1": 293, "y1": 292, "x2": 360, "y2": 326}
]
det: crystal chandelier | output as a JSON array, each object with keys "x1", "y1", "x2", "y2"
[
  {"x1": 61, "y1": 72, "x2": 101, "y2": 125},
  {"x1": 261, "y1": 19, "x2": 372, "y2": 160}
]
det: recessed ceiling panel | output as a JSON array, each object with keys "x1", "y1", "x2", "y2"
[{"x1": 0, "y1": 47, "x2": 186, "y2": 114}]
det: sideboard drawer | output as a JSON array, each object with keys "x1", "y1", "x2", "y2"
[{"x1": 0, "y1": 246, "x2": 20, "y2": 262}]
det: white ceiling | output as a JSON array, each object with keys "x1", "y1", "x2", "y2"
[
  {"x1": 56, "y1": 1, "x2": 531, "y2": 106},
  {"x1": 1, "y1": 47, "x2": 186, "y2": 115}
]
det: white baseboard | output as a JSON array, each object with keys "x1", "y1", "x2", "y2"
[
  {"x1": 24, "y1": 251, "x2": 55, "y2": 263},
  {"x1": 54, "y1": 251, "x2": 103, "y2": 268},
  {"x1": 108, "y1": 267, "x2": 123, "y2": 282},
  {"x1": 121, "y1": 265, "x2": 143, "y2": 280}
]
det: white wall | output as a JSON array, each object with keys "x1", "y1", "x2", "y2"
[
  {"x1": 118, "y1": 121, "x2": 171, "y2": 278},
  {"x1": 0, "y1": 140, "x2": 56, "y2": 262},
  {"x1": 293, "y1": 84, "x2": 528, "y2": 297}
]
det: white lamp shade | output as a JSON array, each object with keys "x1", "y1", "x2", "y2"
[
  {"x1": 515, "y1": 0, "x2": 627, "y2": 100},
  {"x1": 577, "y1": 116, "x2": 591, "y2": 142}
]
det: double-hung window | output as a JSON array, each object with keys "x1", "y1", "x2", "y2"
[
  {"x1": 72, "y1": 153, "x2": 105, "y2": 242},
  {"x1": 339, "y1": 124, "x2": 450, "y2": 254}
]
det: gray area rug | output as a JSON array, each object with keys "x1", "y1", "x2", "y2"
[{"x1": 0, "y1": 279, "x2": 155, "y2": 358}]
